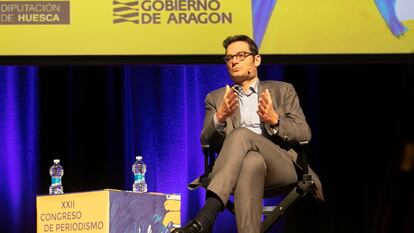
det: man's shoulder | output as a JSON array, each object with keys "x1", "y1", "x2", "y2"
[
  {"x1": 207, "y1": 86, "x2": 226, "y2": 97},
  {"x1": 260, "y1": 80, "x2": 292, "y2": 89},
  {"x1": 260, "y1": 80, "x2": 290, "y2": 86}
]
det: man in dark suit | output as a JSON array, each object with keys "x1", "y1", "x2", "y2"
[{"x1": 173, "y1": 35, "x2": 323, "y2": 233}]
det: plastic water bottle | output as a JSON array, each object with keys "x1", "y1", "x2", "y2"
[
  {"x1": 132, "y1": 156, "x2": 147, "y2": 193},
  {"x1": 49, "y1": 159, "x2": 64, "y2": 195}
]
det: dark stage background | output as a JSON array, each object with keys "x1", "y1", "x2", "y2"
[{"x1": 0, "y1": 62, "x2": 413, "y2": 233}]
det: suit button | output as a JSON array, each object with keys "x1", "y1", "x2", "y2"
[{"x1": 283, "y1": 135, "x2": 288, "y2": 140}]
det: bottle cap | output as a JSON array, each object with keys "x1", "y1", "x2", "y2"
[
  {"x1": 136, "y1": 156, "x2": 142, "y2": 160},
  {"x1": 53, "y1": 159, "x2": 60, "y2": 163}
]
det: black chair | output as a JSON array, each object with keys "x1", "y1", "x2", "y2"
[{"x1": 191, "y1": 141, "x2": 318, "y2": 233}]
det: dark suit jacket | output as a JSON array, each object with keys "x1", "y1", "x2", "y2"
[{"x1": 201, "y1": 80, "x2": 310, "y2": 154}]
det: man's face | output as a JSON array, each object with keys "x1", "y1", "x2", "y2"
[{"x1": 225, "y1": 41, "x2": 261, "y2": 84}]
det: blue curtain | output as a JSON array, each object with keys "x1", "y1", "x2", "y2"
[
  {"x1": 2, "y1": 63, "x2": 412, "y2": 233},
  {"x1": 0, "y1": 66, "x2": 39, "y2": 233}
]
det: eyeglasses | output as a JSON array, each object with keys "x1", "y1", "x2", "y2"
[{"x1": 223, "y1": 52, "x2": 254, "y2": 63}]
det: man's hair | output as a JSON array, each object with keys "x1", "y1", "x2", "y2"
[{"x1": 223, "y1": 35, "x2": 259, "y2": 55}]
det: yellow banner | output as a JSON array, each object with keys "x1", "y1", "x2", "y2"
[{"x1": 0, "y1": 0, "x2": 413, "y2": 55}]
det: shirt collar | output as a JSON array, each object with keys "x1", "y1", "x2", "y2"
[{"x1": 234, "y1": 78, "x2": 259, "y2": 96}]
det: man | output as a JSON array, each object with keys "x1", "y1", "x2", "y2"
[{"x1": 173, "y1": 35, "x2": 323, "y2": 233}]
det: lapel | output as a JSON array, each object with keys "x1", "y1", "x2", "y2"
[
  {"x1": 258, "y1": 81, "x2": 266, "y2": 128},
  {"x1": 231, "y1": 87, "x2": 240, "y2": 128},
  {"x1": 258, "y1": 81, "x2": 265, "y2": 98}
]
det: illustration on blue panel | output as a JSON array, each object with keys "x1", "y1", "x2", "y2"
[{"x1": 110, "y1": 191, "x2": 181, "y2": 233}]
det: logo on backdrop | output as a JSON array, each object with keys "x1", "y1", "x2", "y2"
[
  {"x1": 113, "y1": 0, "x2": 232, "y2": 24},
  {"x1": 0, "y1": 0, "x2": 70, "y2": 24}
]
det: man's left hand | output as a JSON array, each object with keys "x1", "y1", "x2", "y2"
[{"x1": 257, "y1": 89, "x2": 279, "y2": 125}]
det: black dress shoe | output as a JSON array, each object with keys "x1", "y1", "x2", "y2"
[{"x1": 171, "y1": 220, "x2": 204, "y2": 233}]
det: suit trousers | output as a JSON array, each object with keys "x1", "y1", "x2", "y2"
[{"x1": 207, "y1": 127, "x2": 298, "y2": 233}]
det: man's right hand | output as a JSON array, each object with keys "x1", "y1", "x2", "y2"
[{"x1": 216, "y1": 85, "x2": 238, "y2": 123}]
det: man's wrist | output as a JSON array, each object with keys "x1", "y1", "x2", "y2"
[
  {"x1": 271, "y1": 115, "x2": 279, "y2": 128},
  {"x1": 270, "y1": 118, "x2": 279, "y2": 135},
  {"x1": 216, "y1": 112, "x2": 225, "y2": 123},
  {"x1": 213, "y1": 114, "x2": 226, "y2": 133}
]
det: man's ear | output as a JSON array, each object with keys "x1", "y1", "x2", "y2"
[{"x1": 254, "y1": 55, "x2": 261, "y2": 67}]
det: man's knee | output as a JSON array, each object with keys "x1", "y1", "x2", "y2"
[{"x1": 241, "y1": 151, "x2": 266, "y2": 175}]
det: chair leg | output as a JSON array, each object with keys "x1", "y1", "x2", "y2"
[{"x1": 260, "y1": 180, "x2": 314, "y2": 233}]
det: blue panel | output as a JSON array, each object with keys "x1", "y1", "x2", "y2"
[{"x1": 253, "y1": 0, "x2": 277, "y2": 47}]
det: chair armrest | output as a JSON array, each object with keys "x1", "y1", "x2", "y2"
[
  {"x1": 202, "y1": 145, "x2": 210, "y2": 177},
  {"x1": 200, "y1": 144, "x2": 216, "y2": 187},
  {"x1": 296, "y1": 141, "x2": 311, "y2": 181},
  {"x1": 298, "y1": 141, "x2": 309, "y2": 172}
]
